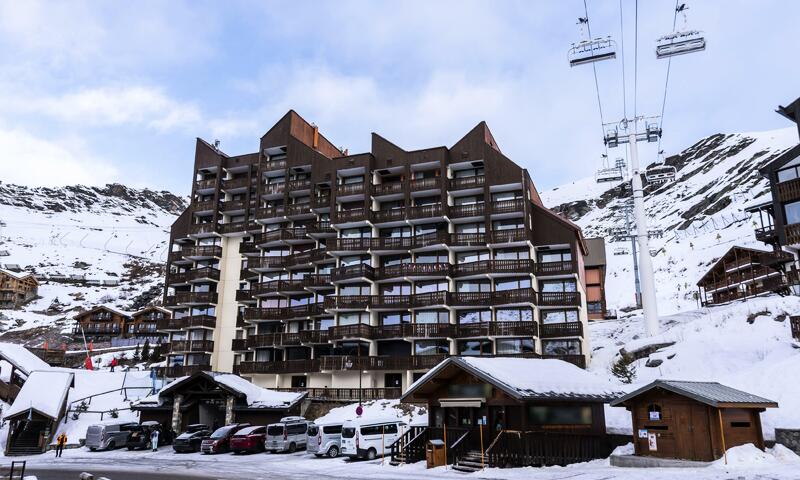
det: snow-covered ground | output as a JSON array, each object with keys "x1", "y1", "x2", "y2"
[
  {"x1": 315, "y1": 399, "x2": 428, "y2": 427},
  {"x1": 541, "y1": 127, "x2": 799, "y2": 314}
]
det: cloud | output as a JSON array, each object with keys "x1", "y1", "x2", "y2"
[{"x1": 0, "y1": 128, "x2": 117, "y2": 187}]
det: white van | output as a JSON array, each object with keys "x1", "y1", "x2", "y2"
[
  {"x1": 307, "y1": 422, "x2": 343, "y2": 458},
  {"x1": 340, "y1": 419, "x2": 406, "y2": 460},
  {"x1": 265, "y1": 416, "x2": 309, "y2": 453}
]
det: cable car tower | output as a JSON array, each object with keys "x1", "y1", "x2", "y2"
[{"x1": 655, "y1": 4, "x2": 706, "y2": 59}]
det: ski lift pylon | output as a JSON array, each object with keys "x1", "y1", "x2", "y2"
[{"x1": 569, "y1": 37, "x2": 617, "y2": 67}]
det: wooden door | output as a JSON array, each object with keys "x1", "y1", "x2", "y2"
[{"x1": 689, "y1": 405, "x2": 713, "y2": 461}]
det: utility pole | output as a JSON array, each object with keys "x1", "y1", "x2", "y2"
[{"x1": 627, "y1": 121, "x2": 659, "y2": 336}]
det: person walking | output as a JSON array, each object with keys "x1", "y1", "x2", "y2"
[
  {"x1": 55, "y1": 432, "x2": 67, "y2": 457},
  {"x1": 150, "y1": 428, "x2": 160, "y2": 452},
  {"x1": 110, "y1": 357, "x2": 118, "y2": 372}
]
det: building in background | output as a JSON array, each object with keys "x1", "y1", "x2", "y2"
[
  {"x1": 696, "y1": 246, "x2": 792, "y2": 306},
  {"x1": 0, "y1": 268, "x2": 38, "y2": 309},
  {"x1": 73, "y1": 305, "x2": 168, "y2": 342},
  {"x1": 160, "y1": 111, "x2": 595, "y2": 398},
  {"x1": 583, "y1": 237, "x2": 607, "y2": 320}
]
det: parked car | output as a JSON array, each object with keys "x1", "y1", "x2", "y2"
[
  {"x1": 340, "y1": 419, "x2": 406, "y2": 460},
  {"x1": 307, "y1": 422, "x2": 343, "y2": 458},
  {"x1": 85, "y1": 422, "x2": 138, "y2": 451},
  {"x1": 201, "y1": 423, "x2": 251, "y2": 454},
  {"x1": 172, "y1": 424, "x2": 210, "y2": 453},
  {"x1": 229, "y1": 425, "x2": 267, "y2": 454},
  {"x1": 265, "y1": 416, "x2": 308, "y2": 453},
  {"x1": 126, "y1": 421, "x2": 171, "y2": 450}
]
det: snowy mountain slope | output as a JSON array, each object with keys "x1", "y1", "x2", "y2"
[
  {"x1": 541, "y1": 127, "x2": 799, "y2": 314},
  {"x1": 0, "y1": 183, "x2": 186, "y2": 343}
]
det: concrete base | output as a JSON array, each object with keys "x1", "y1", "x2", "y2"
[{"x1": 610, "y1": 455, "x2": 712, "y2": 468}]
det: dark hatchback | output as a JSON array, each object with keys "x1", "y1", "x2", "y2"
[
  {"x1": 172, "y1": 424, "x2": 211, "y2": 453},
  {"x1": 201, "y1": 423, "x2": 251, "y2": 454},
  {"x1": 126, "y1": 421, "x2": 170, "y2": 450}
]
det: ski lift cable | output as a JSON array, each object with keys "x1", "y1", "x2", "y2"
[
  {"x1": 656, "y1": 0, "x2": 681, "y2": 158},
  {"x1": 582, "y1": 0, "x2": 609, "y2": 157}
]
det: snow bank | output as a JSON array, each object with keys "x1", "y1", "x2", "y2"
[
  {"x1": 709, "y1": 443, "x2": 800, "y2": 469},
  {"x1": 314, "y1": 399, "x2": 427, "y2": 426},
  {"x1": 213, "y1": 373, "x2": 305, "y2": 408}
]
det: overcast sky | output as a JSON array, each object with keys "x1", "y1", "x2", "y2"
[{"x1": 1, "y1": 0, "x2": 798, "y2": 196}]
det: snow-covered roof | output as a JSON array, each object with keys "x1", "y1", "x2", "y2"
[
  {"x1": 5, "y1": 370, "x2": 74, "y2": 420},
  {"x1": 74, "y1": 305, "x2": 133, "y2": 319},
  {"x1": 403, "y1": 357, "x2": 623, "y2": 403},
  {"x1": 132, "y1": 305, "x2": 171, "y2": 317},
  {"x1": 0, "y1": 342, "x2": 50, "y2": 376},
  {"x1": 143, "y1": 372, "x2": 305, "y2": 409},
  {"x1": 0, "y1": 268, "x2": 36, "y2": 281},
  {"x1": 611, "y1": 380, "x2": 779, "y2": 408}
]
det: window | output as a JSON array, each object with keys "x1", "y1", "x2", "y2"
[
  {"x1": 381, "y1": 312, "x2": 411, "y2": 325},
  {"x1": 495, "y1": 277, "x2": 531, "y2": 291},
  {"x1": 491, "y1": 191, "x2": 522, "y2": 202},
  {"x1": 457, "y1": 310, "x2": 491, "y2": 324},
  {"x1": 492, "y1": 219, "x2": 524, "y2": 231},
  {"x1": 453, "y1": 195, "x2": 483, "y2": 205},
  {"x1": 496, "y1": 308, "x2": 533, "y2": 322},
  {"x1": 540, "y1": 279, "x2": 577, "y2": 292},
  {"x1": 538, "y1": 249, "x2": 572, "y2": 263},
  {"x1": 381, "y1": 283, "x2": 412, "y2": 296},
  {"x1": 412, "y1": 169, "x2": 438, "y2": 179},
  {"x1": 587, "y1": 302, "x2": 603, "y2": 314},
  {"x1": 457, "y1": 251, "x2": 489, "y2": 263},
  {"x1": 339, "y1": 284, "x2": 370, "y2": 296},
  {"x1": 340, "y1": 228, "x2": 371, "y2": 239},
  {"x1": 415, "y1": 280, "x2": 448, "y2": 294},
  {"x1": 785, "y1": 200, "x2": 800, "y2": 225},
  {"x1": 542, "y1": 310, "x2": 579, "y2": 324},
  {"x1": 496, "y1": 338, "x2": 535, "y2": 354},
  {"x1": 457, "y1": 339, "x2": 493, "y2": 356},
  {"x1": 542, "y1": 339, "x2": 582, "y2": 355},
  {"x1": 778, "y1": 163, "x2": 800, "y2": 183},
  {"x1": 415, "y1": 340, "x2": 450, "y2": 355},
  {"x1": 291, "y1": 376, "x2": 307, "y2": 388},
  {"x1": 340, "y1": 175, "x2": 364, "y2": 184},
  {"x1": 528, "y1": 406, "x2": 592, "y2": 425},
  {"x1": 380, "y1": 226, "x2": 411, "y2": 238},
  {"x1": 456, "y1": 280, "x2": 491, "y2": 293},
  {"x1": 414, "y1": 196, "x2": 440, "y2": 206},
  {"x1": 455, "y1": 222, "x2": 485, "y2": 234},
  {"x1": 415, "y1": 310, "x2": 449, "y2": 324},
  {"x1": 384, "y1": 373, "x2": 402, "y2": 388},
  {"x1": 323, "y1": 425, "x2": 342, "y2": 434},
  {"x1": 381, "y1": 254, "x2": 411, "y2": 266},
  {"x1": 416, "y1": 251, "x2": 448, "y2": 263},
  {"x1": 495, "y1": 248, "x2": 530, "y2": 260},
  {"x1": 338, "y1": 312, "x2": 369, "y2": 325}
]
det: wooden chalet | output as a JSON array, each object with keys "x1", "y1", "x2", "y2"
[
  {"x1": 73, "y1": 305, "x2": 169, "y2": 340},
  {"x1": 132, "y1": 371, "x2": 305, "y2": 433},
  {"x1": 0, "y1": 343, "x2": 50, "y2": 403},
  {"x1": 610, "y1": 380, "x2": 777, "y2": 462},
  {"x1": 128, "y1": 306, "x2": 169, "y2": 340},
  {"x1": 0, "y1": 268, "x2": 38, "y2": 309},
  {"x1": 696, "y1": 246, "x2": 792, "y2": 306},
  {"x1": 396, "y1": 357, "x2": 623, "y2": 471}
]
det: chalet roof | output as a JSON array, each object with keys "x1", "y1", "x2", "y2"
[
  {"x1": 73, "y1": 305, "x2": 132, "y2": 320},
  {"x1": 0, "y1": 268, "x2": 37, "y2": 282},
  {"x1": 0, "y1": 342, "x2": 50, "y2": 376},
  {"x1": 777, "y1": 97, "x2": 800, "y2": 124},
  {"x1": 132, "y1": 306, "x2": 171, "y2": 318},
  {"x1": 695, "y1": 245, "x2": 786, "y2": 286},
  {"x1": 139, "y1": 371, "x2": 306, "y2": 410},
  {"x1": 402, "y1": 357, "x2": 623, "y2": 403},
  {"x1": 610, "y1": 380, "x2": 778, "y2": 409},
  {"x1": 584, "y1": 237, "x2": 607, "y2": 267},
  {"x1": 5, "y1": 370, "x2": 74, "y2": 420}
]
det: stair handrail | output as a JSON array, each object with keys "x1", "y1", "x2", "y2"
[
  {"x1": 68, "y1": 386, "x2": 153, "y2": 407},
  {"x1": 485, "y1": 429, "x2": 523, "y2": 467},
  {"x1": 447, "y1": 429, "x2": 471, "y2": 464}
]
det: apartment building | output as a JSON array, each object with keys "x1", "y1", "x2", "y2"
[
  {"x1": 0, "y1": 268, "x2": 38, "y2": 309},
  {"x1": 160, "y1": 111, "x2": 602, "y2": 397}
]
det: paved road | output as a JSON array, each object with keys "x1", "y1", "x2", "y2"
[{"x1": 25, "y1": 465, "x2": 224, "y2": 480}]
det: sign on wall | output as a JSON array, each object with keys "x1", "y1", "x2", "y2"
[
  {"x1": 638, "y1": 429, "x2": 648, "y2": 439},
  {"x1": 649, "y1": 411, "x2": 661, "y2": 421},
  {"x1": 648, "y1": 433, "x2": 658, "y2": 451}
]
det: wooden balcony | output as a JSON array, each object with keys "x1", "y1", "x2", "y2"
[
  {"x1": 324, "y1": 295, "x2": 371, "y2": 310},
  {"x1": 786, "y1": 223, "x2": 800, "y2": 247},
  {"x1": 287, "y1": 179, "x2": 311, "y2": 191},
  {"x1": 378, "y1": 262, "x2": 451, "y2": 279},
  {"x1": 329, "y1": 237, "x2": 372, "y2": 251},
  {"x1": 449, "y1": 233, "x2": 487, "y2": 247},
  {"x1": 219, "y1": 200, "x2": 246, "y2": 213},
  {"x1": 300, "y1": 329, "x2": 330, "y2": 344},
  {"x1": 449, "y1": 203, "x2": 486, "y2": 218},
  {"x1": 372, "y1": 182, "x2": 404, "y2": 196},
  {"x1": 252, "y1": 280, "x2": 306, "y2": 296},
  {"x1": 221, "y1": 177, "x2": 251, "y2": 190},
  {"x1": 409, "y1": 177, "x2": 441, "y2": 191},
  {"x1": 373, "y1": 208, "x2": 406, "y2": 223},
  {"x1": 534, "y1": 261, "x2": 577, "y2": 276},
  {"x1": 333, "y1": 208, "x2": 369, "y2": 224},
  {"x1": 492, "y1": 198, "x2": 525, "y2": 215},
  {"x1": 231, "y1": 338, "x2": 247, "y2": 351},
  {"x1": 337, "y1": 182, "x2": 365, "y2": 196},
  {"x1": 239, "y1": 241, "x2": 258, "y2": 255},
  {"x1": 169, "y1": 340, "x2": 214, "y2": 353},
  {"x1": 262, "y1": 158, "x2": 286, "y2": 171},
  {"x1": 306, "y1": 221, "x2": 335, "y2": 236},
  {"x1": 157, "y1": 315, "x2": 216, "y2": 331},
  {"x1": 275, "y1": 387, "x2": 402, "y2": 401},
  {"x1": 192, "y1": 199, "x2": 217, "y2": 212},
  {"x1": 778, "y1": 177, "x2": 800, "y2": 203},
  {"x1": 188, "y1": 223, "x2": 218, "y2": 236},
  {"x1": 537, "y1": 291, "x2": 581, "y2": 306},
  {"x1": 235, "y1": 359, "x2": 320, "y2": 375},
  {"x1": 243, "y1": 304, "x2": 324, "y2": 322},
  {"x1": 253, "y1": 227, "x2": 308, "y2": 245},
  {"x1": 157, "y1": 364, "x2": 210, "y2": 377},
  {"x1": 247, "y1": 256, "x2": 285, "y2": 270},
  {"x1": 184, "y1": 267, "x2": 220, "y2": 282},
  {"x1": 262, "y1": 182, "x2": 286, "y2": 195},
  {"x1": 175, "y1": 291, "x2": 218, "y2": 305},
  {"x1": 489, "y1": 228, "x2": 530, "y2": 244},
  {"x1": 449, "y1": 176, "x2": 485, "y2": 190},
  {"x1": 312, "y1": 195, "x2": 331, "y2": 208},
  {"x1": 408, "y1": 203, "x2": 444, "y2": 219},
  {"x1": 195, "y1": 178, "x2": 217, "y2": 190},
  {"x1": 328, "y1": 323, "x2": 375, "y2": 340},
  {"x1": 455, "y1": 321, "x2": 538, "y2": 338},
  {"x1": 453, "y1": 259, "x2": 533, "y2": 276},
  {"x1": 181, "y1": 245, "x2": 222, "y2": 259},
  {"x1": 539, "y1": 322, "x2": 583, "y2": 338},
  {"x1": 331, "y1": 264, "x2": 375, "y2": 282},
  {"x1": 303, "y1": 274, "x2": 333, "y2": 289},
  {"x1": 255, "y1": 205, "x2": 286, "y2": 219}
]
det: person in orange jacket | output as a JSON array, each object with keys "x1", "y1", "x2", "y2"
[{"x1": 55, "y1": 432, "x2": 67, "y2": 457}]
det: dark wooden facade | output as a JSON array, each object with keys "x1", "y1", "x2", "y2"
[
  {"x1": 583, "y1": 238, "x2": 607, "y2": 320},
  {"x1": 611, "y1": 380, "x2": 777, "y2": 462},
  {"x1": 0, "y1": 269, "x2": 38, "y2": 309},
  {"x1": 73, "y1": 305, "x2": 169, "y2": 340},
  {"x1": 696, "y1": 246, "x2": 792, "y2": 306},
  {"x1": 398, "y1": 358, "x2": 619, "y2": 468}
]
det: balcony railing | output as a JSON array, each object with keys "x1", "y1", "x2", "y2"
[
  {"x1": 379, "y1": 262, "x2": 451, "y2": 279},
  {"x1": 324, "y1": 295, "x2": 371, "y2": 310},
  {"x1": 372, "y1": 182, "x2": 404, "y2": 196},
  {"x1": 491, "y1": 198, "x2": 525, "y2": 215},
  {"x1": 449, "y1": 175, "x2": 485, "y2": 190},
  {"x1": 252, "y1": 280, "x2": 306, "y2": 296},
  {"x1": 247, "y1": 256, "x2": 285, "y2": 270},
  {"x1": 235, "y1": 359, "x2": 320, "y2": 375},
  {"x1": 328, "y1": 323, "x2": 375, "y2": 340},
  {"x1": 181, "y1": 245, "x2": 222, "y2": 258},
  {"x1": 337, "y1": 182, "x2": 365, "y2": 196},
  {"x1": 262, "y1": 158, "x2": 287, "y2": 171},
  {"x1": 534, "y1": 261, "x2": 576, "y2": 276},
  {"x1": 331, "y1": 264, "x2": 375, "y2": 282},
  {"x1": 334, "y1": 208, "x2": 369, "y2": 223},
  {"x1": 219, "y1": 200, "x2": 246, "y2": 212},
  {"x1": 453, "y1": 259, "x2": 533, "y2": 276},
  {"x1": 157, "y1": 364, "x2": 211, "y2": 377},
  {"x1": 252, "y1": 227, "x2": 308, "y2": 245},
  {"x1": 373, "y1": 208, "x2": 406, "y2": 223},
  {"x1": 274, "y1": 387, "x2": 402, "y2": 401},
  {"x1": 188, "y1": 223, "x2": 218, "y2": 236},
  {"x1": 255, "y1": 205, "x2": 286, "y2": 219},
  {"x1": 786, "y1": 223, "x2": 800, "y2": 247},
  {"x1": 791, "y1": 316, "x2": 800, "y2": 341},
  {"x1": 195, "y1": 178, "x2": 216, "y2": 190},
  {"x1": 303, "y1": 274, "x2": 333, "y2": 289},
  {"x1": 410, "y1": 177, "x2": 441, "y2": 191},
  {"x1": 242, "y1": 304, "x2": 324, "y2": 322},
  {"x1": 449, "y1": 203, "x2": 485, "y2": 218},
  {"x1": 168, "y1": 340, "x2": 214, "y2": 353},
  {"x1": 408, "y1": 203, "x2": 444, "y2": 219},
  {"x1": 306, "y1": 221, "x2": 335, "y2": 236},
  {"x1": 262, "y1": 183, "x2": 286, "y2": 195},
  {"x1": 222, "y1": 177, "x2": 251, "y2": 190},
  {"x1": 538, "y1": 291, "x2": 581, "y2": 306},
  {"x1": 540, "y1": 322, "x2": 583, "y2": 338},
  {"x1": 312, "y1": 195, "x2": 331, "y2": 208},
  {"x1": 192, "y1": 200, "x2": 217, "y2": 212},
  {"x1": 174, "y1": 291, "x2": 218, "y2": 305},
  {"x1": 490, "y1": 228, "x2": 530, "y2": 243},
  {"x1": 288, "y1": 179, "x2": 312, "y2": 190},
  {"x1": 157, "y1": 315, "x2": 216, "y2": 331},
  {"x1": 778, "y1": 178, "x2": 800, "y2": 203},
  {"x1": 329, "y1": 237, "x2": 372, "y2": 251}
]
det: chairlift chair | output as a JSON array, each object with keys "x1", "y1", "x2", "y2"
[
  {"x1": 646, "y1": 123, "x2": 662, "y2": 143},
  {"x1": 568, "y1": 37, "x2": 617, "y2": 67},
  {"x1": 595, "y1": 167, "x2": 624, "y2": 183},
  {"x1": 656, "y1": 30, "x2": 706, "y2": 59},
  {"x1": 613, "y1": 247, "x2": 629, "y2": 256},
  {"x1": 614, "y1": 157, "x2": 627, "y2": 171},
  {"x1": 604, "y1": 128, "x2": 620, "y2": 148},
  {"x1": 645, "y1": 165, "x2": 677, "y2": 184}
]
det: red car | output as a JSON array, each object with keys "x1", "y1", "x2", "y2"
[
  {"x1": 200, "y1": 423, "x2": 251, "y2": 454},
  {"x1": 230, "y1": 426, "x2": 267, "y2": 454}
]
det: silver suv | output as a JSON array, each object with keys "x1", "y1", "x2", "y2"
[
  {"x1": 85, "y1": 422, "x2": 138, "y2": 451},
  {"x1": 265, "y1": 416, "x2": 308, "y2": 453}
]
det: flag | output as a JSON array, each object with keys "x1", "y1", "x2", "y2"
[
  {"x1": 85, "y1": 355, "x2": 94, "y2": 371},
  {"x1": 89, "y1": 340, "x2": 94, "y2": 352},
  {"x1": 43, "y1": 341, "x2": 49, "y2": 350}
]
